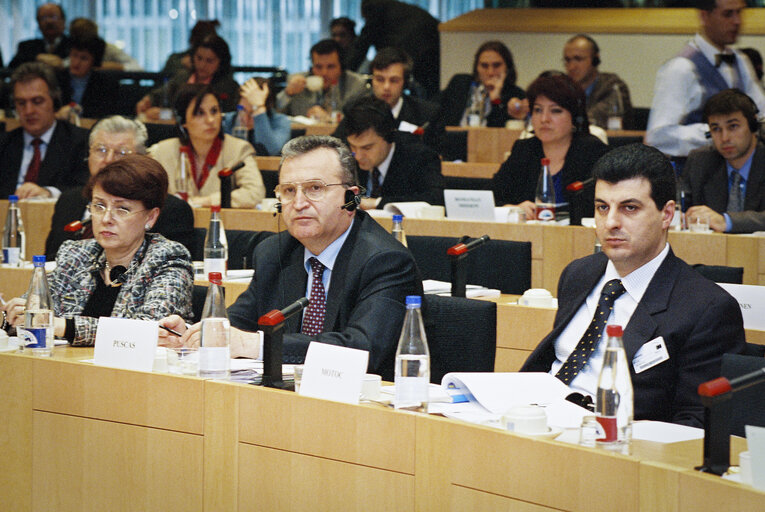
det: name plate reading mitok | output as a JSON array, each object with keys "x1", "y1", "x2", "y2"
[
  {"x1": 444, "y1": 189, "x2": 496, "y2": 221},
  {"x1": 299, "y1": 341, "x2": 369, "y2": 404},
  {"x1": 94, "y1": 317, "x2": 159, "y2": 372},
  {"x1": 718, "y1": 283, "x2": 765, "y2": 331}
]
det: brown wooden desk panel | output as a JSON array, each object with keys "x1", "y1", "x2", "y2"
[{"x1": 0, "y1": 199, "x2": 56, "y2": 259}]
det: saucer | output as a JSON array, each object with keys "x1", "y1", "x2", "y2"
[
  {"x1": 517, "y1": 426, "x2": 564, "y2": 439},
  {"x1": 0, "y1": 339, "x2": 21, "y2": 353}
]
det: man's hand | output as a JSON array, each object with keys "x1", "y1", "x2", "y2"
[
  {"x1": 306, "y1": 105, "x2": 330, "y2": 122},
  {"x1": 284, "y1": 75, "x2": 307, "y2": 97},
  {"x1": 15, "y1": 183, "x2": 51, "y2": 199},
  {"x1": 507, "y1": 97, "x2": 529, "y2": 120},
  {"x1": 241, "y1": 78, "x2": 269, "y2": 111},
  {"x1": 36, "y1": 53, "x2": 63, "y2": 68},
  {"x1": 135, "y1": 95, "x2": 152, "y2": 114},
  {"x1": 686, "y1": 205, "x2": 726, "y2": 232},
  {"x1": 485, "y1": 72, "x2": 506, "y2": 102}
]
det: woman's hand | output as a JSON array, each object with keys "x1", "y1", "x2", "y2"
[
  {"x1": 136, "y1": 95, "x2": 152, "y2": 114},
  {"x1": 507, "y1": 97, "x2": 529, "y2": 119},
  {"x1": 4, "y1": 297, "x2": 26, "y2": 327},
  {"x1": 159, "y1": 315, "x2": 196, "y2": 348},
  {"x1": 510, "y1": 200, "x2": 536, "y2": 221}
]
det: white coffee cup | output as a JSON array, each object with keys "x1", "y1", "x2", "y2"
[
  {"x1": 505, "y1": 119, "x2": 526, "y2": 131},
  {"x1": 502, "y1": 405, "x2": 548, "y2": 434},
  {"x1": 0, "y1": 329, "x2": 8, "y2": 349},
  {"x1": 361, "y1": 373, "x2": 382, "y2": 401},
  {"x1": 740, "y1": 451, "x2": 752, "y2": 485},
  {"x1": 306, "y1": 75, "x2": 324, "y2": 92},
  {"x1": 417, "y1": 205, "x2": 445, "y2": 219},
  {"x1": 519, "y1": 288, "x2": 554, "y2": 308}
]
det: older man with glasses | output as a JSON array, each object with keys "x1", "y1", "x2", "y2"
[
  {"x1": 44, "y1": 115, "x2": 195, "y2": 259},
  {"x1": 160, "y1": 135, "x2": 421, "y2": 379}
]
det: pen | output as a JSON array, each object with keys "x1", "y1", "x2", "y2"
[{"x1": 160, "y1": 324, "x2": 183, "y2": 337}]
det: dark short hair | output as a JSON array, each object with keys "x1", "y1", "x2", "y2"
[
  {"x1": 189, "y1": 20, "x2": 220, "y2": 46},
  {"x1": 342, "y1": 95, "x2": 397, "y2": 142},
  {"x1": 10, "y1": 61, "x2": 62, "y2": 109},
  {"x1": 85, "y1": 154, "x2": 168, "y2": 210},
  {"x1": 371, "y1": 47, "x2": 412, "y2": 83},
  {"x1": 37, "y1": 3, "x2": 65, "y2": 21},
  {"x1": 330, "y1": 17, "x2": 356, "y2": 34},
  {"x1": 473, "y1": 40, "x2": 517, "y2": 87},
  {"x1": 592, "y1": 143, "x2": 675, "y2": 210},
  {"x1": 527, "y1": 73, "x2": 589, "y2": 134},
  {"x1": 191, "y1": 34, "x2": 232, "y2": 78},
  {"x1": 310, "y1": 39, "x2": 344, "y2": 70},
  {"x1": 703, "y1": 88, "x2": 760, "y2": 132},
  {"x1": 280, "y1": 135, "x2": 357, "y2": 185},
  {"x1": 69, "y1": 17, "x2": 98, "y2": 39},
  {"x1": 70, "y1": 35, "x2": 106, "y2": 67},
  {"x1": 697, "y1": 0, "x2": 719, "y2": 12},
  {"x1": 174, "y1": 84, "x2": 223, "y2": 142}
]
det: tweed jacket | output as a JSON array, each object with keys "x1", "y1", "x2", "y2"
[{"x1": 50, "y1": 233, "x2": 194, "y2": 346}]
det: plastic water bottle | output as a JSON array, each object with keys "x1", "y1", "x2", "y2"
[
  {"x1": 177, "y1": 149, "x2": 190, "y2": 202},
  {"x1": 18, "y1": 255, "x2": 54, "y2": 356},
  {"x1": 606, "y1": 84, "x2": 624, "y2": 131},
  {"x1": 595, "y1": 324, "x2": 633, "y2": 452},
  {"x1": 535, "y1": 157, "x2": 556, "y2": 222},
  {"x1": 394, "y1": 295, "x2": 430, "y2": 411},
  {"x1": 391, "y1": 214, "x2": 407, "y2": 248},
  {"x1": 67, "y1": 102, "x2": 82, "y2": 127},
  {"x1": 467, "y1": 82, "x2": 485, "y2": 127},
  {"x1": 199, "y1": 272, "x2": 231, "y2": 379},
  {"x1": 232, "y1": 104, "x2": 249, "y2": 140},
  {"x1": 204, "y1": 205, "x2": 228, "y2": 278},
  {"x1": 2, "y1": 195, "x2": 25, "y2": 266}
]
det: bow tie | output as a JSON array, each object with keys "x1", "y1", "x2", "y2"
[{"x1": 715, "y1": 53, "x2": 736, "y2": 67}]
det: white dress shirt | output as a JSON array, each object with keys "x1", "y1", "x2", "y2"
[
  {"x1": 550, "y1": 244, "x2": 670, "y2": 397},
  {"x1": 646, "y1": 34, "x2": 765, "y2": 157}
]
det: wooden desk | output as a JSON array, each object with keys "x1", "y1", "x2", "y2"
[
  {"x1": 290, "y1": 122, "x2": 337, "y2": 136},
  {"x1": 2, "y1": 350, "x2": 763, "y2": 511},
  {"x1": 0, "y1": 199, "x2": 56, "y2": 259}
]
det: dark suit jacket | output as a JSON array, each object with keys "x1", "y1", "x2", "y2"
[
  {"x1": 227, "y1": 209, "x2": 422, "y2": 379},
  {"x1": 57, "y1": 69, "x2": 120, "y2": 119},
  {"x1": 491, "y1": 134, "x2": 609, "y2": 222},
  {"x1": 521, "y1": 250, "x2": 746, "y2": 428},
  {"x1": 684, "y1": 143, "x2": 765, "y2": 233},
  {"x1": 44, "y1": 188, "x2": 196, "y2": 260},
  {"x1": 397, "y1": 94, "x2": 438, "y2": 128},
  {"x1": 9, "y1": 36, "x2": 72, "y2": 68},
  {"x1": 357, "y1": 134, "x2": 445, "y2": 207},
  {"x1": 0, "y1": 121, "x2": 89, "y2": 198}
]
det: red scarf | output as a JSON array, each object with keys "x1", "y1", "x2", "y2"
[{"x1": 183, "y1": 137, "x2": 222, "y2": 191}]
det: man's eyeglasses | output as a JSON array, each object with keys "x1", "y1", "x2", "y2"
[
  {"x1": 88, "y1": 202, "x2": 146, "y2": 220},
  {"x1": 274, "y1": 180, "x2": 348, "y2": 203},
  {"x1": 90, "y1": 144, "x2": 134, "y2": 158}
]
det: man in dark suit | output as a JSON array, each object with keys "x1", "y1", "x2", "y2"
[
  {"x1": 8, "y1": 3, "x2": 71, "y2": 69},
  {"x1": 0, "y1": 62, "x2": 89, "y2": 199},
  {"x1": 343, "y1": 96, "x2": 444, "y2": 209},
  {"x1": 160, "y1": 136, "x2": 421, "y2": 378},
  {"x1": 57, "y1": 35, "x2": 120, "y2": 119},
  {"x1": 45, "y1": 115, "x2": 195, "y2": 259},
  {"x1": 522, "y1": 144, "x2": 745, "y2": 428},
  {"x1": 685, "y1": 89, "x2": 765, "y2": 233}
]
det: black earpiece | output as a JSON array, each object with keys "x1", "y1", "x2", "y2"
[
  {"x1": 275, "y1": 202, "x2": 282, "y2": 213},
  {"x1": 340, "y1": 189, "x2": 361, "y2": 211}
]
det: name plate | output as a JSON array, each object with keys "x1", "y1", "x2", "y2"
[
  {"x1": 444, "y1": 189, "x2": 496, "y2": 221},
  {"x1": 718, "y1": 283, "x2": 765, "y2": 331},
  {"x1": 299, "y1": 341, "x2": 369, "y2": 404},
  {"x1": 94, "y1": 317, "x2": 159, "y2": 372}
]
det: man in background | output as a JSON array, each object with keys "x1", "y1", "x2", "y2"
[
  {"x1": 684, "y1": 89, "x2": 765, "y2": 233},
  {"x1": 9, "y1": 3, "x2": 71, "y2": 69}
]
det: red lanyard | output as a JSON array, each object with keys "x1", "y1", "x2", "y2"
[{"x1": 183, "y1": 137, "x2": 222, "y2": 190}]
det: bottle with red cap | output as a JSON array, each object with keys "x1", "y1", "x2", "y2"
[
  {"x1": 535, "y1": 158, "x2": 556, "y2": 222},
  {"x1": 199, "y1": 272, "x2": 230, "y2": 379},
  {"x1": 595, "y1": 324, "x2": 633, "y2": 452},
  {"x1": 204, "y1": 205, "x2": 228, "y2": 278}
]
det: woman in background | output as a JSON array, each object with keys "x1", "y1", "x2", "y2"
[{"x1": 223, "y1": 77, "x2": 291, "y2": 156}]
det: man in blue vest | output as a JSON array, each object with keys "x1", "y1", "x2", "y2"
[{"x1": 646, "y1": 0, "x2": 765, "y2": 159}]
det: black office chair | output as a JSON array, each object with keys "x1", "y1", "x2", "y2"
[
  {"x1": 422, "y1": 294, "x2": 497, "y2": 384},
  {"x1": 692, "y1": 264, "x2": 744, "y2": 284},
  {"x1": 720, "y1": 352, "x2": 765, "y2": 437},
  {"x1": 407, "y1": 235, "x2": 532, "y2": 294},
  {"x1": 261, "y1": 169, "x2": 279, "y2": 198},
  {"x1": 192, "y1": 228, "x2": 275, "y2": 269},
  {"x1": 145, "y1": 122, "x2": 182, "y2": 146},
  {"x1": 191, "y1": 284, "x2": 209, "y2": 323},
  {"x1": 442, "y1": 175, "x2": 492, "y2": 191}
]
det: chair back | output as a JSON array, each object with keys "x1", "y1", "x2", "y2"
[
  {"x1": 422, "y1": 294, "x2": 496, "y2": 383},
  {"x1": 408, "y1": 235, "x2": 531, "y2": 294},
  {"x1": 192, "y1": 228, "x2": 275, "y2": 269},
  {"x1": 191, "y1": 284, "x2": 209, "y2": 323},
  {"x1": 692, "y1": 264, "x2": 744, "y2": 284},
  {"x1": 720, "y1": 352, "x2": 765, "y2": 437}
]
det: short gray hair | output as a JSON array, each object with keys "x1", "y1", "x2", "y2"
[
  {"x1": 280, "y1": 135, "x2": 357, "y2": 185},
  {"x1": 88, "y1": 116, "x2": 149, "y2": 155}
]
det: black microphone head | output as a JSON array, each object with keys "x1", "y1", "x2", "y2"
[
  {"x1": 231, "y1": 161, "x2": 246, "y2": 172},
  {"x1": 110, "y1": 265, "x2": 128, "y2": 283}
]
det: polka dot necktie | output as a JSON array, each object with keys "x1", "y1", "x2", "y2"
[
  {"x1": 301, "y1": 257, "x2": 326, "y2": 337},
  {"x1": 555, "y1": 279, "x2": 625, "y2": 385}
]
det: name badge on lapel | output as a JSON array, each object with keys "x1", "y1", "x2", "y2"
[{"x1": 632, "y1": 336, "x2": 670, "y2": 374}]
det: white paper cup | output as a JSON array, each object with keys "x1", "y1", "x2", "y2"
[
  {"x1": 417, "y1": 205, "x2": 445, "y2": 219},
  {"x1": 519, "y1": 288, "x2": 554, "y2": 308},
  {"x1": 740, "y1": 451, "x2": 752, "y2": 485},
  {"x1": 361, "y1": 374, "x2": 382, "y2": 401},
  {"x1": 502, "y1": 405, "x2": 548, "y2": 434}
]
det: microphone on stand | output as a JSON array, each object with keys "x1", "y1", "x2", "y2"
[
  {"x1": 218, "y1": 161, "x2": 246, "y2": 209},
  {"x1": 258, "y1": 297, "x2": 310, "y2": 389},
  {"x1": 64, "y1": 218, "x2": 92, "y2": 238}
]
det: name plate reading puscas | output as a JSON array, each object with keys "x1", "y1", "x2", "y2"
[
  {"x1": 299, "y1": 341, "x2": 369, "y2": 404},
  {"x1": 94, "y1": 317, "x2": 159, "y2": 372}
]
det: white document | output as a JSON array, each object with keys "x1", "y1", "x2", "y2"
[
  {"x1": 422, "y1": 279, "x2": 501, "y2": 298},
  {"x1": 444, "y1": 189, "x2": 496, "y2": 221},
  {"x1": 746, "y1": 425, "x2": 765, "y2": 491},
  {"x1": 93, "y1": 317, "x2": 158, "y2": 372},
  {"x1": 631, "y1": 420, "x2": 704, "y2": 443},
  {"x1": 299, "y1": 341, "x2": 369, "y2": 404},
  {"x1": 383, "y1": 201, "x2": 431, "y2": 217},
  {"x1": 718, "y1": 283, "x2": 765, "y2": 331}
]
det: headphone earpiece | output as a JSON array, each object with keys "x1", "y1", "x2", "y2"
[
  {"x1": 592, "y1": 54, "x2": 601, "y2": 67},
  {"x1": 275, "y1": 202, "x2": 282, "y2": 213},
  {"x1": 340, "y1": 189, "x2": 361, "y2": 211}
]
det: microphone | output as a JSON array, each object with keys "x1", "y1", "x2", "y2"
[
  {"x1": 218, "y1": 162, "x2": 244, "y2": 209},
  {"x1": 64, "y1": 218, "x2": 92, "y2": 237},
  {"x1": 447, "y1": 235, "x2": 490, "y2": 256},
  {"x1": 258, "y1": 297, "x2": 310, "y2": 326},
  {"x1": 566, "y1": 178, "x2": 594, "y2": 193},
  {"x1": 698, "y1": 367, "x2": 765, "y2": 398}
]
